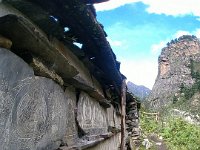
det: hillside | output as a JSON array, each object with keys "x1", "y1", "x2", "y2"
[
  {"x1": 147, "y1": 35, "x2": 200, "y2": 118},
  {"x1": 142, "y1": 36, "x2": 200, "y2": 149},
  {"x1": 127, "y1": 81, "x2": 151, "y2": 100}
]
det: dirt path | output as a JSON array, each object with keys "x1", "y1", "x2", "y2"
[{"x1": 148, "y1": 134, "x2": 168, "y2": 150}]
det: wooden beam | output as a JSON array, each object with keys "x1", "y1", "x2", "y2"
[
  {"x1": 120, "y1": 79, "x2": 126, "y2": 150},
  {"x1": 25, "y1": 0, "x2": 123, "y2": 91},
  {"x1": 0, "y1": 14, "x2": 106, "y2": 101},
  {"x1": 82, "y1": 0, "x2": 109, "y2": 4}
]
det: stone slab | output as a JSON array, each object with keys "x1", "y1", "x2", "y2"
[
  {"x1": 0, "y1": 48, "x2": 69, "y2": 150},
  {"x1": 77, "y1": 92, "x2": 108, "y2": 135},
  {"x1": 106, "y1": 105, "x2": 121, "y2": 129},
  {"x1": 63, "y1": 87, "x2": 78, "y2": 146}
]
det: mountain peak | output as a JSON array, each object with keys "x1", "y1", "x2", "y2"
[
  {"x1": 147, "y1": 35, "x2": 200, "y2": 109},
  {"x1": 127, "y1": 81, "x2": 151, "y2": 100}
]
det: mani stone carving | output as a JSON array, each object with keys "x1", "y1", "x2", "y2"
[
  {"x1": 77, "y1": 92, "x2": 108, "y2": 135},
  {"x1": 0, "y1": 48, "x2": 69, "y2": 150},
  {"x1": 63, "y1": 87, "x2": 78, "y2": 146},
  {"x1": 106, "y1": 105, "x2": 121, "y2": 129}
]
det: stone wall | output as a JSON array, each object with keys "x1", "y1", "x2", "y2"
[
  {"x1": 0, "y1": 46, "x2": 122, "y2": 150},
  {"x1": 0, "y1": 2, "x2": 140, "y2": 150},
  {"x1": 126, "y1": 93, "x2": 140, "y2": 150}
]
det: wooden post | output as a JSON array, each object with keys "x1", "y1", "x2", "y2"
[{"x1": 121, "y1": 79, "x2": 126, "y2": 150}]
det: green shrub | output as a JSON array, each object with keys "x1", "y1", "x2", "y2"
[
  {"x1": 140, "y1": 112, "x2": 200, "y2": 150},
  {"x1": 160, "y1": 118, "x2": 200, "y2": 150}
]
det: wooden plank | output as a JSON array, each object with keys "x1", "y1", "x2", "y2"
[
  {"x1": 82, "y1": 0, "x2": 109, "y2": 4},
  {"x1": 120, "y1": 79, "x2": 127, "y2": 150},
  {"x1": 0, "y1": 14, "x2": 106, "y2": 101}
]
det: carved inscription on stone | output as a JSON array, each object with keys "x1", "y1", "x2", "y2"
[
  {"x1": 0, "y1": 48, "x2": 68, "y2": 150},
  {"x1": 63, "y1": 87, "x2": 77, "y2": 146},
  {"x1": 77, "y1": 92, "x2": 107, "y2": 135},
  {"x1": 106, "y1": 105, "x2": 121, "y2": 129}
]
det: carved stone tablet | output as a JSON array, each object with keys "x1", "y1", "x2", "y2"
[
  {"x1": 77, "y1": 92, "x2": 108, "y2": 135},
  {"x1": 0, "y1": 48, "x2": 68, "y2": 150}
]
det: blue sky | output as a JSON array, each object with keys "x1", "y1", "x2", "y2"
[{"x1": 94, "y1": 0, "x2": 200, "y2": 89}]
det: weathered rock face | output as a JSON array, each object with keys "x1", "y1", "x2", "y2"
[{"x1": 148, "y1": 35, "x2": 200, "y2": 108}]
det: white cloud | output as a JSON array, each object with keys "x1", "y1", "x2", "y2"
[
  {"x1": 94, "y1": 0, "x2": 140, "y2": 11},
  {"x1": 172, "y1": 29, "x2": 200, "y2": 39},
  {"x1": 95, "y1": 0, "x2": 200, "y2": 17},
  {"x1": 194, "y1": 29, "x2": 200, "y2": 38},
  {"x1": 149, "y1": 28, "x2": 200, "y2": 54},
  {"x1": 107, "y1": 37, "x2": 123, "y2": 47},
  {"x1": 120, "y1": 59, "x2": 158, "y2": 89},
  {"x1": 150, "y1": 31, "x2": 191, "y2": 58},
  {"x1": 151, "y1": 29, "x2": 200, "y2": 55},
  {"x1": 151, "y1": 41, "x2": 167, "y2": 55},
  {"x1": 144, "y1": 0, "x2": 200, "y2": 16},
  {"x1": 173, "y1": 30, "x2": 191, "y2": 38},
  {"x1": 134, "y1": 28, "x2": 200, "y2": 88},
  {"x1": 196, "y1": 17, "x2": 200, "y2": 21}
]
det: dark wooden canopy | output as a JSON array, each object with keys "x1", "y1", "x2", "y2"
[
  {"x1": 82, "y1": 0, "x2": 109, "y2": 4},
  {"x1": 3, "y1": 0, "x2": 124, "y2": 96}
]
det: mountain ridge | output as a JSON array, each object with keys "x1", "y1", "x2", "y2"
[{"x1": 127, "y1": 81, "x2": 151, "y2": 100}]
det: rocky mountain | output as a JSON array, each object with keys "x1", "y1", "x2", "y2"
[
  {"x1": 127, "y1": 81, "x2": 151, "y2": 100},
  {"x1": 147, "y1": 35, "x2": 200, "y2": 114}
]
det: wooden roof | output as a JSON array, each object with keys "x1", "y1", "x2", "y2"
[
  {"x1": 3, "y1": 0, "x2": 124, "y2": 95},
  {"x1": 82, "y1": 0, "x2": 109, "y2": 4}
]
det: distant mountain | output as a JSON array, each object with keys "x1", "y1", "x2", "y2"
[{"x1": 127, "y1": 81, "x2": 151, "y2": 100}]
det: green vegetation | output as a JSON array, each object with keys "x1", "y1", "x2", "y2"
[
  {"x1": 178, "y1": 60, "x2": 200, "y2": 100},
  {"x1": 140, "y1": 57, "x2": 200, "y2": 150},
  {"x1": 171, "y1": 59, "x2": 200, "y2": 110},
  {"x1": 179, "y1": 82, "x2": 200, "y2": 100},
  {"x1": 140, "y1": 111, "x2": 200, "y2": 150},
  {"x1": 171, "y1": 59, "x2": 200, "y2": 115},
  {"x1": 172, "y1": 96, "x2": 200, "y2": 116},
  {"x1": 167, "y1": 35, "x2": 197, "y2": 47},
  {"x1": 191, "y1": 59, "x2": 200, "y2": 80},
  {"x1": 172, "y1": 95, "x2": 178, "y2": 104}
]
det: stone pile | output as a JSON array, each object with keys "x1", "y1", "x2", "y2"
[{"x1": 126, "y1": 95, "x2": 140, "y2": 149}]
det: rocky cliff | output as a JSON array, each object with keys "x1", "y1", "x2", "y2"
[{"x1": 147, "y1": 35, "x2": 200, "y2": 110}]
